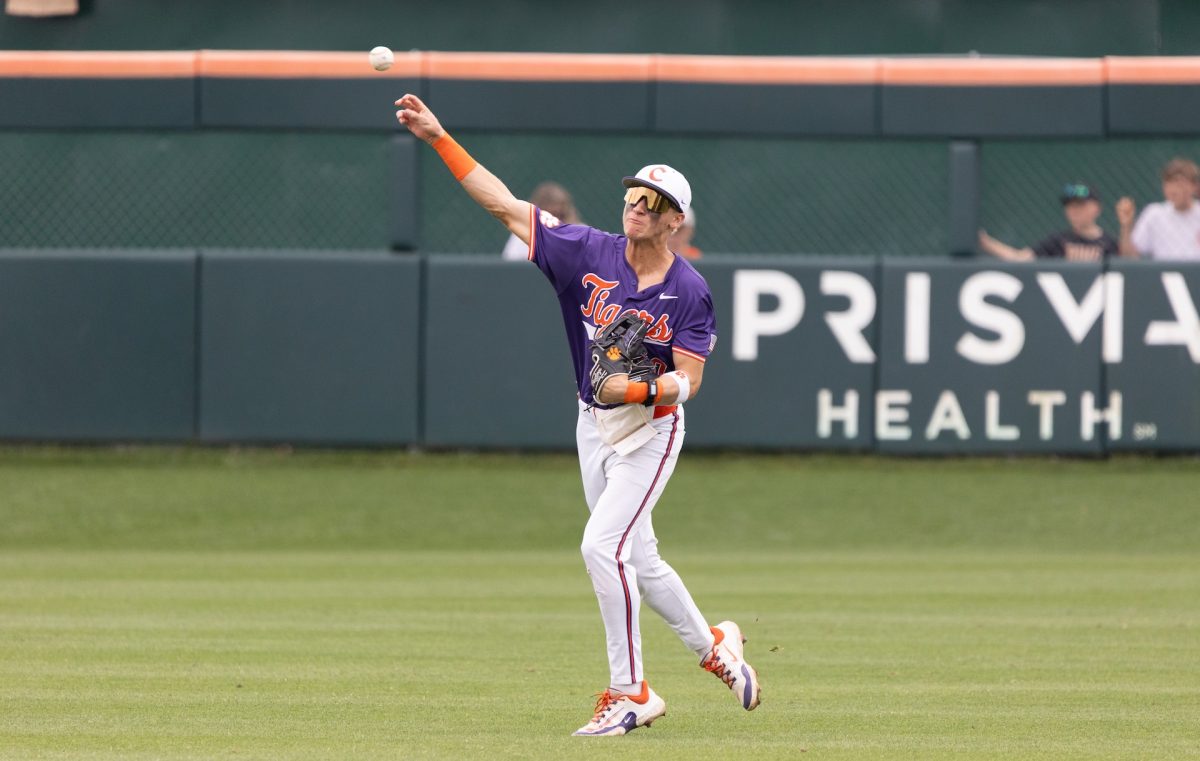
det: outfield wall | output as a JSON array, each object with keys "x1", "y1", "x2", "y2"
[
  {"x1": 1, "y1": 251, "x2": 1197, "y2": 454},
  {"x1": 7, "y1": 52, "x2": 1200, "y2": 257},
  {"x1": 5, "y1": 51, "x2": 1198, "y2": 137}
]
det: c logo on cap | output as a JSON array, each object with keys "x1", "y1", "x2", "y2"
[{"x1": 648, "y1": 166, "x2": 666, "y2": 181}]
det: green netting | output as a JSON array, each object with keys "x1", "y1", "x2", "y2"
[
  {"x1": 7, "y1": 129, "x2": 1200, "y2": 256},
  {"x1": 421, "y1": 133, "x2": 949, "y2": 256},
  {"x1": 980, "y1": 138, "x2": 1200, "y2": 250},
  {"x1": 0, "y1": 131, "x2": 391, "y2": 249}
]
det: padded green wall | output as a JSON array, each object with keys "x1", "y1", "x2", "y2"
[
  {"x1": 198, "y1": 251, "x2": 421, "y2": 445},
  {"x1": 0, "y1": 250, "x2": 196, "y2": 441},
  {"x1": 0, "y1": 252, "x2": 1197, "y2": 451}
]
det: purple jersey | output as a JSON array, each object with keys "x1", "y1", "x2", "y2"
[{"x1": 526, "y1": 206, "x2": 718, "y2": 407}]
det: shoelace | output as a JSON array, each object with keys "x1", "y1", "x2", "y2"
[
  {"x1": 588, "y1": 690, "x2": 619, "y2": 722},
  {"x1": 703, "y1": 650, "x2": 736, "y2": 688}
]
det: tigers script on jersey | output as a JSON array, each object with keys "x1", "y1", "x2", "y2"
[{"x1": 528, "y1": 207, "x2": 718, "y2": 406}]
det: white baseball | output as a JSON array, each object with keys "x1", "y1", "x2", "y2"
[{"x1": 369, "y1": 46, "x2": 394, "y2": 72}]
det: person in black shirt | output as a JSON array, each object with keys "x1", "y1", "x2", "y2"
[{"x1": 978, "y1": 183, "x2": 1122, "y2": 262}]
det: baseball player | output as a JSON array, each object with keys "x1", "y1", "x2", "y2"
[{"x1": 396, "y1": 93, "x2": 761, "y2": 737}]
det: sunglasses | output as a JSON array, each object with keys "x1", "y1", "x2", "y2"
[{"x1": 624, "y1": 186, "x2": 677, "y2": 214}]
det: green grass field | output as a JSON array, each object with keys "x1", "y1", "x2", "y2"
[{"x1": 2, "y1": 447, "x2": 1198, "y2": 760}]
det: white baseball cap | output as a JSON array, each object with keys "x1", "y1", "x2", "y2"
[{"x1": 622, "y1": 164, "x2": 691, "y2": 213}]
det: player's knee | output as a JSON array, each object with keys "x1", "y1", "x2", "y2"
[
  {"x1": 579, "y1": 535, "x2": 600, "y2": 564},
  {"x1": 579, "y1": 533, "x2": 614, "y2": 567}
]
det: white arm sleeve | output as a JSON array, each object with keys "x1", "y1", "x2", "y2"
[{"x1": 663, "y1": 370, "x2": 691, "y2": 403}]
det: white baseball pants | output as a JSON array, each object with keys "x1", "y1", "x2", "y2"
[{"x1": 576, "y1": 402, "x2": 714, "y2": 687}]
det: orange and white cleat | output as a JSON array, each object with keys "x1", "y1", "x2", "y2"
[
  {"x1": 572, "y1": 682, "x2": 667, "y2": 736},
  {"x1": 701, "y1": 620, "x2": 762, "y2": 710}
]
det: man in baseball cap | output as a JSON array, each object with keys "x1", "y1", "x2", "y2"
[
  {"x1": 397, "y1": 92, "x2": 759, "y2": 738},
  {"x1": 978, "y1": 181, "x2": 1120, "y2": 262},
  {"x1": 622, "y1": 164, "x2": 692, "y2": 215}
]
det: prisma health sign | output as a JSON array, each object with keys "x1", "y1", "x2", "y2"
[
  {"x1": 687, "y1": 258, "x2": 879, "y2": 450},
  {"x1": 874, "y1": 260, "x2": 1106, "y2": 454},
  {"x1": 701, "y1": 258, "x2": 1200, "y2": 453}
]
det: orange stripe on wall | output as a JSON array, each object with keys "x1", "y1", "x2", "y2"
[
  {"x1": 199, "y1": 50, "x2": 423, "y2": 78},
  {"x1": 1106, "y1": 56, "x2": 1200, "y2": 84},
  {"x1": 656, "y1": 55, "x2": 879, "y2": 85},
  {"x1": 9, "y1": 52, "x2": 1200, "y2": 86},
  {"x1": 425, "y1": 52, "x2": 653, "y2": 82},
  {"x1": 0, "y1": 51, "x2": 196, "y2": 78},
  {"x1": 882, "y1": 58, "x2": 1104, "y2": 86}
]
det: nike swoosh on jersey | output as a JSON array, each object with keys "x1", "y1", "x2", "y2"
[{"x1": 658, "y1": 294, "x2": 678, "y2": 300}]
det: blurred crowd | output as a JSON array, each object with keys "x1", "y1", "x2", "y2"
[
  {"x1": 979, "y1": 157, "x2": 1200, "y2": 263},
  {"x1": 509, "y1": 158, "x2": 1200, "y2": 264}
]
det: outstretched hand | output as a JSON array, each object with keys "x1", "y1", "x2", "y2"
[{"x1": 395, "y1": 93, "x2": 445, "y2": 144}]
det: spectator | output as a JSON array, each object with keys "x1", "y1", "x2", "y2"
[
  {"x1": 501, "y1": 181, "x2": 579, "y2": 260},
  {"x1": 667, "y1": 206, "x2": 702, "y2": 260},
  {"x1": 978, "y1": 183, "x2": 1120, "y2": 262},
  {"x1": 1117, "y1": 157, "x2": 1200, "y2": 261}
]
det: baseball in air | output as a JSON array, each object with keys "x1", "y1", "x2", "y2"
[{"x1": 369, "y1": 46, "x2": 394, "y2": 71}]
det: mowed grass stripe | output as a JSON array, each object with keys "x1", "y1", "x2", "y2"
[
  {"x1": 2, "y1": 548, "x2": 1198, "y2": 760},
  {"x1": 2, "y1": 448, "x2": 1199, "y2": 552},
  {"x1": 1, "y1": 449, "x2": 1197, "y2": 758}
]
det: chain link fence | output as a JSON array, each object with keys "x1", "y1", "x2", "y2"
[
  {"x1": 981, "y1": 138, "x2": 1200, "y2": 251},
  {"x1": 5, "y1": 129, "x2": 1200, "y2": 256},
  {"x1": 421, "y1": 133, "x2": 948, "y2": 257},
  {"x1": 0, "y1": 131, "x2": 391, "y2": 249}
]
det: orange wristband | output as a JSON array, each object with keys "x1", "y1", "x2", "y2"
[
  {"x1": 623, "y1": 380, "x2": 663, "y2": 405},
  {"x1": 623, "y1": 382, "x2": 650, "y2": 404},
  {"x1": 431, "y1": 133, "x2": 478, "y2": 181}
]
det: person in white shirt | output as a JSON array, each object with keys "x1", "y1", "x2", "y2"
[
  {"x1": 1117, "y1": 157, "x2": 1200, "y2": 261},
  {"x1": 501, "y1": 181, "x2": 580, "y2": 260}
]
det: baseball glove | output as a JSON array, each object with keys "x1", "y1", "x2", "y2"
[{"x1": 588, "y1": 312, "x2": 656, "y2": 401}]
